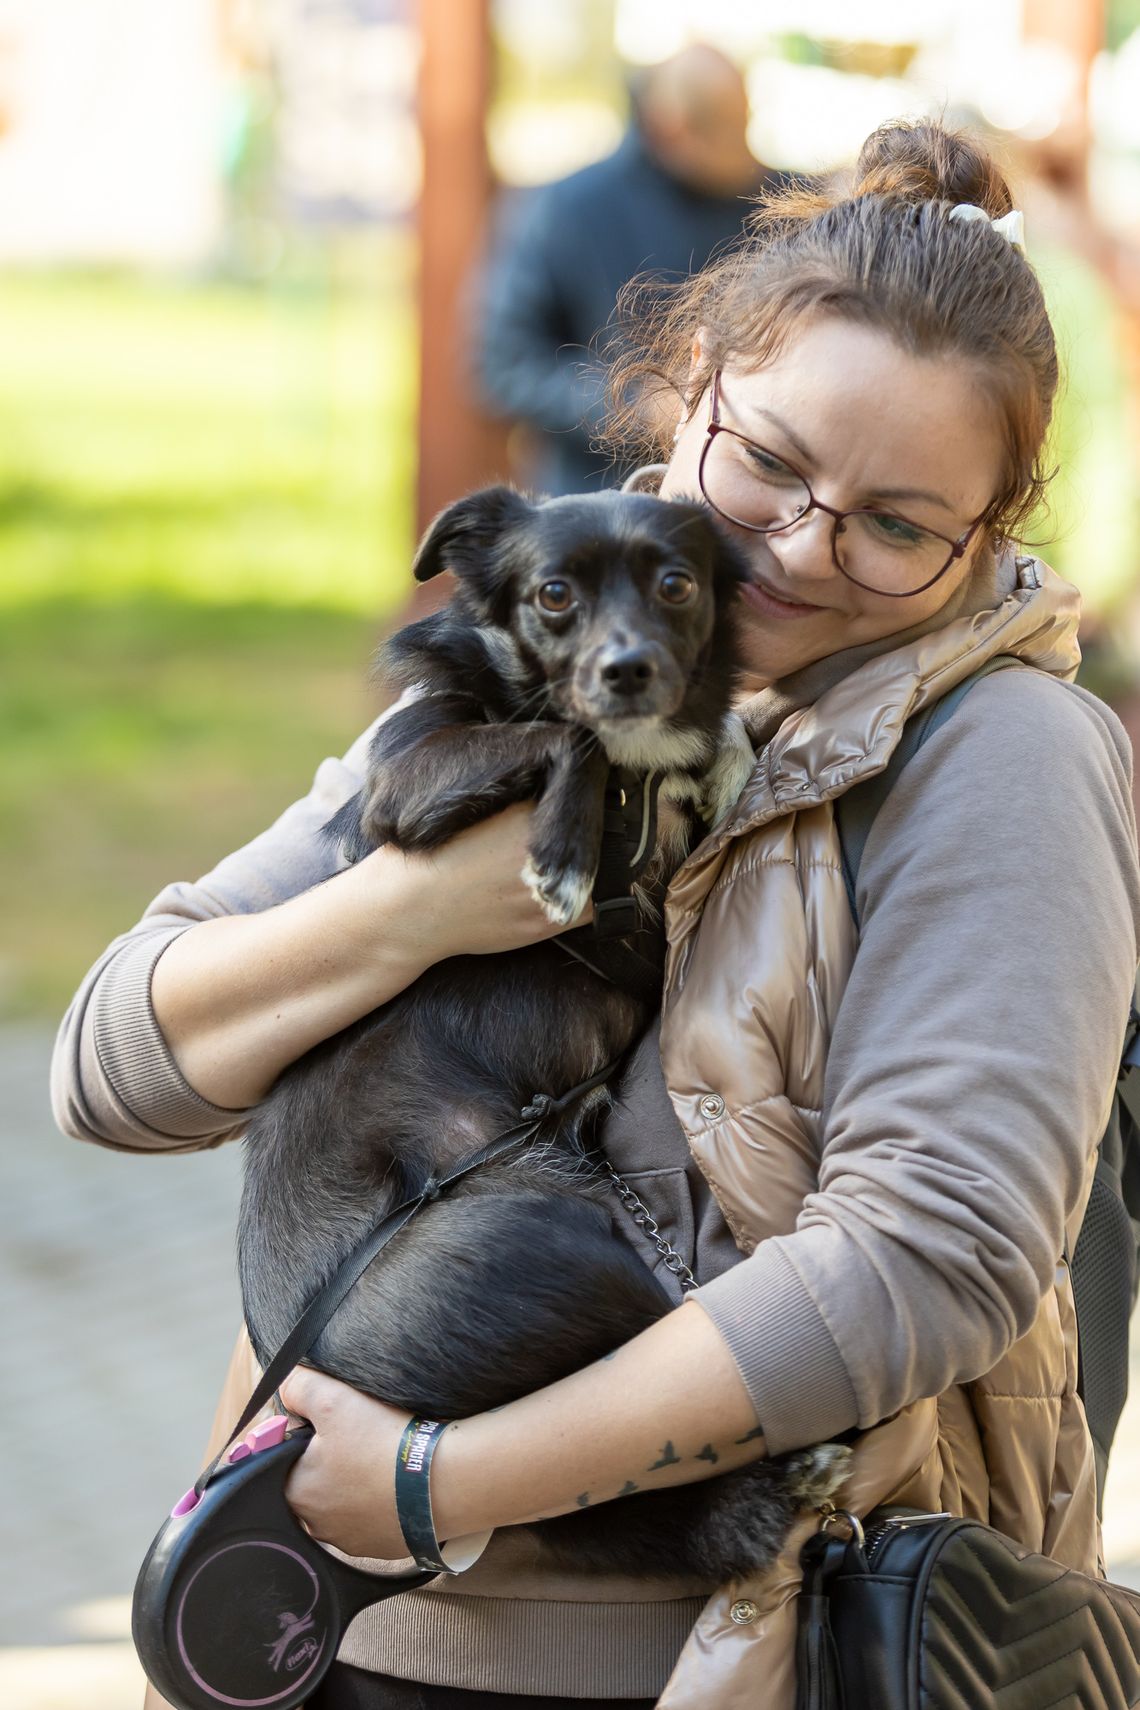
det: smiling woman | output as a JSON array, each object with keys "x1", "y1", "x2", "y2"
[
  {"x1": 659, "y1": 326, "x2": 1004, "y2": 683},
  {"x1": 52, "y1": 119, "x2": 1140, "y2": 1710},
  {"x1": 697, "y1": 365, "x2": 988, "y2": 594}
]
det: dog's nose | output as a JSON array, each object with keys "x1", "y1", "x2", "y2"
[{"x1": 599, "y1": 648, "x2": 657, "y2": 695}]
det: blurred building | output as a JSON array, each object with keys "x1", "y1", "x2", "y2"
[
  {"x1": 0, "y1": 0, "x2": 223, "y2": 265},
  {"x1": 248, "y1": 0, "x2": 418, "y2": 227},
  {"x1": 0, "y1": 0, "x2": 419, "y2": 270}
]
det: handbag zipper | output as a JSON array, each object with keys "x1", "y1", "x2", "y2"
[{"x1": 863, "y1": 1512, "x2": 953, "y2": 1571}]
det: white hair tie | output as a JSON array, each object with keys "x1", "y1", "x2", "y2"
[{"x1": 947, "y1": 203, "x2": 1026, "y2": 251}]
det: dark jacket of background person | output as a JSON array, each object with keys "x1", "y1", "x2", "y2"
[{"x1": 473, "y1": 53, "x2": 794, "y2": 494}]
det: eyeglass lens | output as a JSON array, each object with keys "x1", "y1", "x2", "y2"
[{"x1": 702, "y1": 432, "x2": 954, "y2": 596}]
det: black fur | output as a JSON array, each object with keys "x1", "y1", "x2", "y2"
[{"x1": 239, "y1": 487, "x2": 848, "y2": 1582}]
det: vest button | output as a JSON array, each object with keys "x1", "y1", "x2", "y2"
[
  {"x1": 730, "y1": 1599, "x2": 758, "y2": 1624},
  {"x1": 699, "y1": 1093, "x2": 725, "y2": 1120}
]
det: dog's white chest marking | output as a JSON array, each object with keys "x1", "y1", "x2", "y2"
[{"x1": 594, "y1": 719, "x2": 712, "y2": 773}]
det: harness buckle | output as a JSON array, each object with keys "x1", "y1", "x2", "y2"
[{"x1": 593, "y1": 896, "x2": 640, "y2": 939}]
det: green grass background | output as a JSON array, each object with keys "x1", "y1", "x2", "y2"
[{"x1": 0, "y1": 261, "x2": 416, "y2": 1019}]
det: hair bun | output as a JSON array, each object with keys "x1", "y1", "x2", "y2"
[{"x1": 853, "y1": 119, "x2": 1013, "y2": 218}]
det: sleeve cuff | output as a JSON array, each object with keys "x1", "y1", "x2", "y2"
[
  {"x1": 91, "y1": 930, "x2": 250, "y2": 1141},
  {"x1": 692, "y1": 1241, "x2": 859, "y2": 1455}
]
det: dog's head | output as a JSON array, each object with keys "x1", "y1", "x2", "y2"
[{"x1": 412, "y1": 485, "x2": 748, "y2": 751}]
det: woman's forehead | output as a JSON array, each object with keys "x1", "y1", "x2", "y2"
[{"x1": 726, "y1": 317, "x2": 1002, "y2": 511}]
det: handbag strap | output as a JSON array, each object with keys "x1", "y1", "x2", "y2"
[{"x1": 795, "y1": 1532, "x2": 851, "y2": 1710}]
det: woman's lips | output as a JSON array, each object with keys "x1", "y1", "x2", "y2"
[{"x1": 739, "y1": 574, "x2": 824, "y2": 622}]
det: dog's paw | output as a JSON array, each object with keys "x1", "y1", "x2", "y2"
[
  {"x1": 521, "y1": 857, "x2": 593, "y2": 927},
  {"x1": 780, "y1": 1443, "x2": 853, "y2": 1510},
  {"x1": 698, "y1": 712, "x2": 754, "y2": 828}
]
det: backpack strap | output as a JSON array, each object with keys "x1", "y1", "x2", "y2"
[{"x1": 835, "y1": 655, "x2": 1026, "y2": 926}]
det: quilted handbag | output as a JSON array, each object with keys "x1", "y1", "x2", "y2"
[{"x1": 795, "y1": 1507, "x2": 1140, "y2": 1709}]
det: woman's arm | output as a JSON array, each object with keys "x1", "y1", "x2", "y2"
[
  {"x1": 694, "y1": 671, "x2": 1140, "y2": 1451},
  {"x1": 51, "y1": 714, "x2": 573, "y2": 1149},
  {"x1": 150, "y1": 804, "x2": 569, "y2": 1111},
  {"x1": 279, "y1": 1299, "x2": 763, "y2": 1562}
]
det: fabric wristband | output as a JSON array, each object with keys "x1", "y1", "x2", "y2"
[{"x1": 395, "y1": 1416, "x2": 454, "y2": 1574}]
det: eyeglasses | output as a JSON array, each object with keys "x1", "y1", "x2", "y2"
[{"x1": 697, "y1": 370, "x2": 989, "y2": 598}]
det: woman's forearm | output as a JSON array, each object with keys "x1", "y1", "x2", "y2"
[
  {"x1": 150, "y1": 802, "x2": 578, "y2": 1113},
  {"x1": 150, "y1": 847, "x2": 436, "y2": 1110},
  {"x1": 432, "y1": 1300, "x2": 764, "y2": 1537},
  {"x1": 279, "y1": 1299, "x2": 767, "y2": 1563}
]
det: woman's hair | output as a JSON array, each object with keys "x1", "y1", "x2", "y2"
[{"x1": 605, "y1": 118, "x2": 1058, "y2": 545}]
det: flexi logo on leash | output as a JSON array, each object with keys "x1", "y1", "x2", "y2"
[{"x1": 132, "y1": 1419, "x2": 434, "y2": 1710}]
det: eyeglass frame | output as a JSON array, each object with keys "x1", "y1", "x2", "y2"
[{"x1": 696, "y1": 369, "x2": 991, "y2": 598}]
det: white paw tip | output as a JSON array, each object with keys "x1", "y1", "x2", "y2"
[{"x1": 521, "y1": 857, "x2": 592, "y2": 926}]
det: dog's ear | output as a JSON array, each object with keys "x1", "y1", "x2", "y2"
[
  {"x1": 709, "y1": 518, "x2": 752, "y2": 585},
  {"x1": 655, "y1": 497, "x2": 750, "y2": 586},
  {"x1": 412, "y1": 486, "x2": 534, "y2": 583},
  {"x1": 678, "y1": 503, "x2": 752, "y2": 585}
]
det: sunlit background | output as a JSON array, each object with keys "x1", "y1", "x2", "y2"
[{"x1": 2, "y1": 3, "x2": 1139, "y2": 1705}]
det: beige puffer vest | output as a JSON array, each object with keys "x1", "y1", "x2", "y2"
[{"x1": 657, "y1": 556, "x2": 1099, "y2": 1710}]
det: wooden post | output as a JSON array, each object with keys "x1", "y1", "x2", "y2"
[
  {"x1": 1020, "y1": 0, "x2": 1105, "y2": 189},
  {"x1": 415, "y1": 0, "x2": 510, "y2": 545}
]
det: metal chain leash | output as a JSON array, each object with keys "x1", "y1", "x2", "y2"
[{"x1": 601, "y1": 1160, "x2": 697, "y2": 1292}]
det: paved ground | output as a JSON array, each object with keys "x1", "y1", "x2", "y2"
[
  {"x1": 2, "y1": 1026, "x2": 245, "y2": 1707},
  {"x1": 3, "y1": 1025, "x2": 1139, "y2": 1708}
]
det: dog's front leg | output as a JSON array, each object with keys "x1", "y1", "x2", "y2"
[
  {"x1": 359, "y1": 712, "x2": 579, "y2": 856},
  {"x1": 522, "y1": 737, "x2": 609, "y2": 927}
]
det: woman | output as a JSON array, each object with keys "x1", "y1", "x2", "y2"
[{"x1": 53, "y1": 121, "x2": 1140, "y2": 1710}]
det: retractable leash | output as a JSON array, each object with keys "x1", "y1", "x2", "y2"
[{"x1": 132, "y1": 1062, "x2": 617, "y2": 1710}]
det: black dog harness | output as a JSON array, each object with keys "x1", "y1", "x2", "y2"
[{"x1": 591, "y1": 767, "x2": 663, "y2": 939}]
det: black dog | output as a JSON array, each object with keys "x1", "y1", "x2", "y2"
[{"x1": 238, "y1": 486, "x2": 847, "y2": 1581}]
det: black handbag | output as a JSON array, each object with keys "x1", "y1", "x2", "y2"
[{"x1": 795, "y1": 1506, "x2": 1140, "y2": 1709}]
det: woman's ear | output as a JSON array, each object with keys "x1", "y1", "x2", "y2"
[
  {"x1": 681, "y1": 329, "x2": 710, "y2": 422},
  {"x1": 412, "y1": 486, "x2": 533, "y2": 583}
]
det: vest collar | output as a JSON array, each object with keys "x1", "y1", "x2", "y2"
[{"x1": 703, "y1": 553, "x2": 1080, "y2": 854}]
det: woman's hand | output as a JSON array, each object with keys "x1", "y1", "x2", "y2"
[
  {"x1": 277, "y1": 1367, "x2": 415, "y2": 1560},
  {"x1": 396, "y1": 800, "x2": 591, "y2": 959}
]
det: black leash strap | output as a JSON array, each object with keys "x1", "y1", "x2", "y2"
[
  {"x1": 592, "y1": 768, "x2": 662, "y2": 939},
  {"x1": 199, "y1": 1058, "x2": 622, "y2": 1496}
]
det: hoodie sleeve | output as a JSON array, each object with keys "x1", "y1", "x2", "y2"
[
  {"x1": 50, "y1": 717, "x2": 385, "y2": 1155},
  {"x1": 693, "y1": 672, "x2": 1140, "y2": 1453}
]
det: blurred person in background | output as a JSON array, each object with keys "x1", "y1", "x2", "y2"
[
  {"x1": 54, "y1": 120, "x2": 1140, "y2": 1710},
  {"x1": 472, "y1": 42, "x2": 793, "y2": 495}
]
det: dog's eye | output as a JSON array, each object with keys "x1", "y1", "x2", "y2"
[
  {"x1": 537, "y1": 580, "x2": 575, "y2": 613},
  {"x1": 659, "y1": 571, "x2": 695, "y2": 605}
]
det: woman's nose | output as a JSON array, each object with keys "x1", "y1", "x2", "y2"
[{"x1": 764, "y1": 506, "x2": 841, "y2": 582}]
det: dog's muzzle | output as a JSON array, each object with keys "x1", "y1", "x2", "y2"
[{"x1": 576, "y1": 643, "x2": 684, "y2": 720}]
